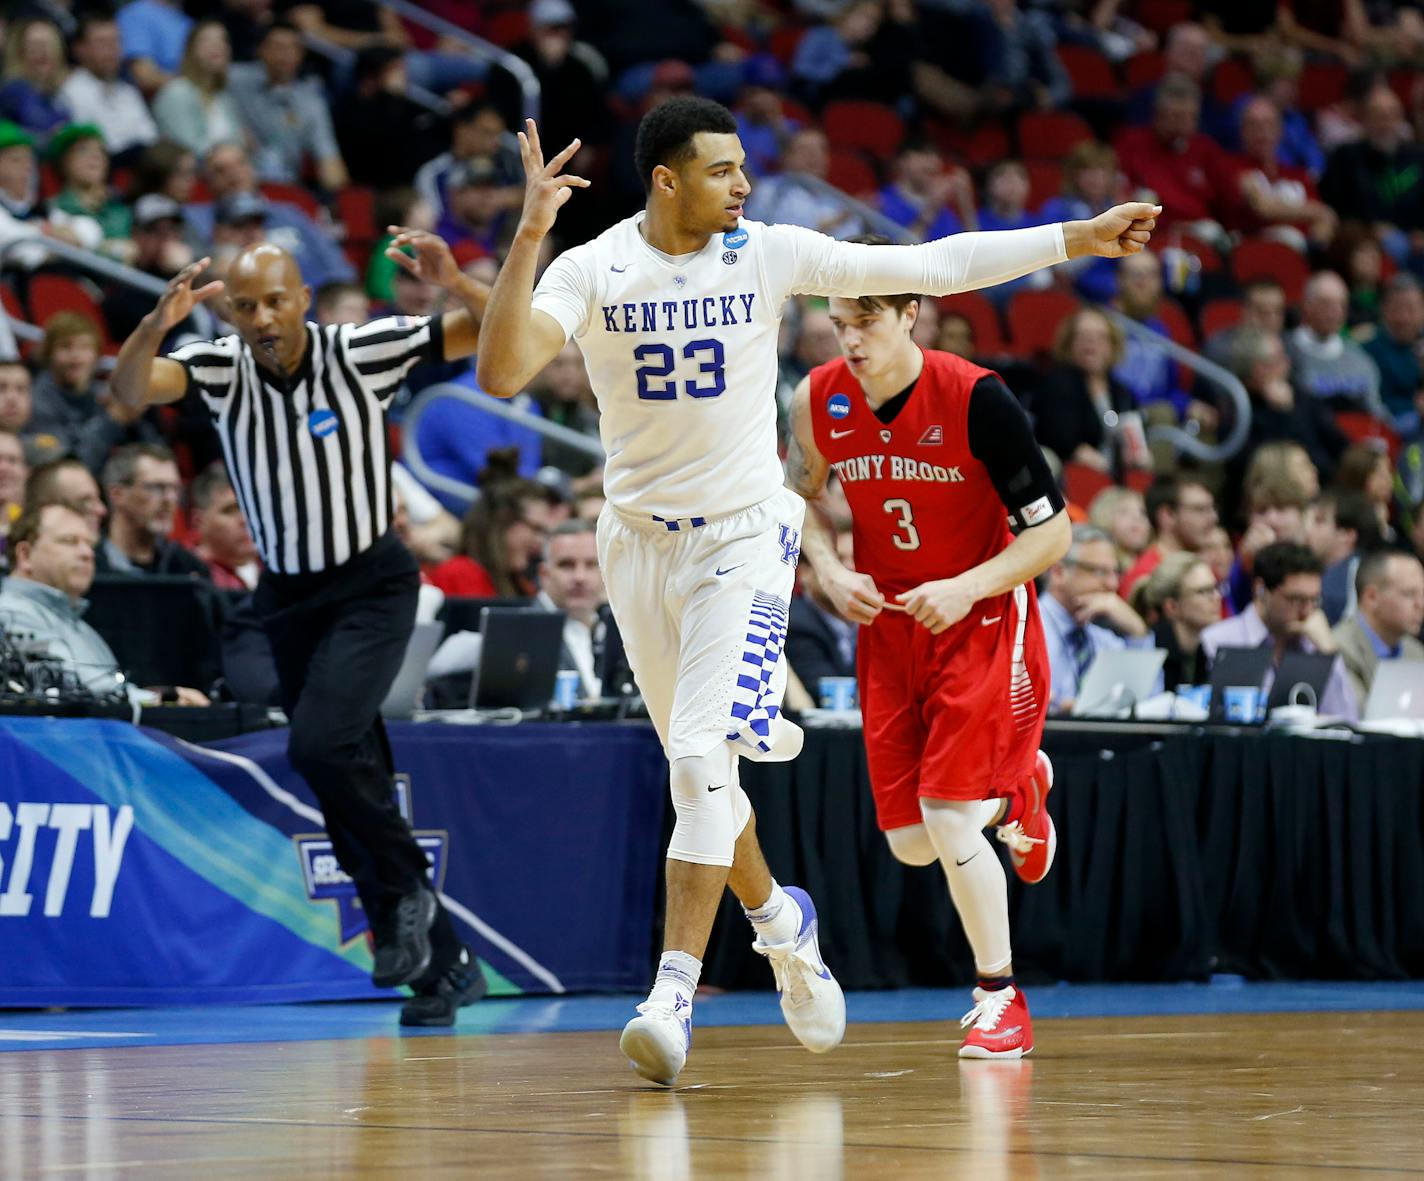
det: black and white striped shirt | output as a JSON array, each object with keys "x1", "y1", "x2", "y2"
[{"x1": 170, "y1": 316, "x2": 444, "y2": 575}]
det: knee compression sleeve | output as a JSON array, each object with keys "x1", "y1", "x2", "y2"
[
  {"x1": 885, "y1": 823, "x2": 938, "y2": 866},
  {"x1": 667, "y1": 746, "x2": 743, "y2": 867},
  {"x1": 920, "y1": 798, "x2": 1012, "y2": 976}
]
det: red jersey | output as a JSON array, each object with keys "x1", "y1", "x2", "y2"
[{"x1": 809, "y1": 349, "x2": 1020, "y2": 596}]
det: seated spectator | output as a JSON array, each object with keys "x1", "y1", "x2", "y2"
[
  {"x1": 190, "y1": 462, "x2": 259, "y2": 590},
  {"x1": 530, "y1": 341, "x2": 601, "y2": 481},
  {"x1": 0, "y1": 18, "x2": 73, "y2": 143},
  {"x1": 435, "y1": 158, "x2": 512, "y2": 257},
  {"x1": 1319, "y1": 82, "x2": 1424, "y2": 254},
  {"x1": 1200, "y1": 523, "x2": 1236, "y2": 606},
  {"x1": 0, "y1": 502, "x2": 208, "y2": 703},
  {"x1": 27, "y1": 312, "x2": 158, "y2": 472},
  {"x1": 96, "y1": 442, "x2": 209, "y2": 577},
  {"x1": 0, "y1": 360, "x2": 33, "y2": 445},
  {"x1": 786, "y1": 523, "x2": 857, "y2": 691},
  {"x1": 426, "y1": 473, "x2": 555, "y2": 598},
  {"x1": 1287, "y1": 271, "x2": 1386, "y2": 418},
  {"x1": 1040, "y1": 523, "x2": 1154, "y2": 713},
  {"x1": 790, "y1": 0, "x2": 886, "y2": 105},
  {"x1": 314, "y1": 280, "x2": 370, "y2": 328},
  {"x1": 877, "y1": 140, "x2": 973, "y2": 243},
  {"x1": 57, "y1": 14, "x2": 159, "y2": 164},
  {"x1": 1120, "y1": 472, "x2": 1219, "y2": 598},
  {"x1": 365, "y1": 187, "x2": 437, "y2": 305},
  {"x1": 1226, "y1": 468, "x2": 1312, "y2": 611},
  {"x1": 1136, "y1": 552, "x2": 1220, "y2": 690},
  {"x1": 1204, "y1": 276, "x2": 1287, "y2": 371},
  {"x1": 0, "y1": 121, "x2": 59, "y2": 263},
  {"x1": 1220, "y1": 96, "x2": 1336, "y2": 250},
  {"x1": 46, "y1": 123, "x2": 134, "y2": 260},
  {"x1": 104, "y1": 194, "x2": 197, "y2": 344},
  {"x1": 1334, "y1": 441, "x2": 1398, "y2": 544},
  {"x1": 1246, "y1": 438, "x2": 1322, "y2": 504},
  {"x1": 733, "y1": 56, "x2": 797, "y2": 181},
  {"x1": 971, "y1": 0, "x2": 1070, "y2": 114},
  {"x1": 1362, "y1": 275, "x2": 1424, "y2": 430},
  {"x1": 747, "y1": 127, "x2": 863, "y2": 237},
  {"x1": 1201, "y1": 540, "x2": 1359, "y2": 720},
  {"x1": 536, "y1": 518, "x2": 610, "y2": 699},
  {"x1": 189, "y1": 142, "x2": 354, "y2": 290},
  {"x1": 152, "y1": 22, "x2": 243, "y2": 158},
  {"x1": 24, "y1": 456, "x2": 107, "y2": 539},
  {"x1": 1087, "y1": 485, "x2": 1151, "y2": 571},
  {"x1": 1229, "y1": 327, "x2": 1348, "y2": 485},
  {"x1": 935, "y1": 310, "x2": 976, "y2": 360},
  {"x1": 1332, "y1": 549, "x2": 1424, "y2": 705},
  {"x1": 1030, "y1": 307, "x2": 1151, "y2": 480},
  {"x1": 118, "y1": 0, "x2": 193, "y2": 95},
  {"x1": 413, "y1": 102, "x2": 522, "y2": 224},
  {"x1": 778, "y1": 305, "x2": 842, "y2": 407},
  {"x1": 1115, "y1": 73, "x2": 1230, "y2": 242},
  {"x1": 334, "y1": 47, "x2": 449, "y2": 190},
  {"x1": 1038, "y1": 141, "x2": 1125, "y2": 303},
  {"x1": 1111, "y1": 251, "x2": 1202, "y2": 429},
  {"x1": 0, "y1": 428, "x2": 26, "y2": 572},
  {"x1": 1230, "y1": 47, "x2": 1326, "y2": 178},
  {"x1": 229, "y1": 21, "x2": 347, "y2": 192},
  {"x1": 1130, "y1": 22, "x2": 1233, "y2": 142},
  {"x1": 127, "y1": 139, "x2": 199, "y2": 208},
  {"x1": 1307, "y1": 489, "x2": 1383, "y2": 624}
]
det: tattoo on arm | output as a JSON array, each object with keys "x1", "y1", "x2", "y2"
[{"x1": 784, "y1": 428, "x2": 825, "y2": 498}]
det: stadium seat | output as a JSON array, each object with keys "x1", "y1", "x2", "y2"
[
  {"x1": 1025, "y1": 159, "x2": 1064, "y2": 210},
  {"x1": 964, "y1": 122, "x2": 1011, "y2": 168},
  {"x1": 1131, "y1": 0, "x2": 1195, "y2": 35},
  {"x1": 1231, "y1": 237, "x2": 1311, "y2": 303},
  {"x1": 1006, "y1": 289, "x2": 1080, "y2": 357},
  {"x1": 1062, "y1": 460, "x2": 1114, "y2": 509},
  {"x1": 1336, "y1": 411, "x2": 1401, "y2": 461},
  {"x1": 768, "y1": 24, "x2": 807, "y2": 66},
  {"x1": 822, "y1": 101, "x2": 906, "y2": 162},
  {"x1": 1123, "y1": 51, "x2": 1166, "y2": 90},
  {"x1": 28, "y1": 274, "x2": 113, "y2": 352},
  {"x1": 1210, "y1": 56, "x2": 1254, "y2": 105},
  {"x1": 1016, "y1": 111, "x2": 1094, "y2": 160},
  {"x1": 1177, "y1": 231, "x2": 1224, "y2": 276},
  {"x1": 937, "y1": 291, "x2": 1005, "y2": 356},
  {"x1": 1200, "y1": 297, "x2": 1243, "y2": 339},
  {"x1": 1298, "y1": 61, "x2": 1347, "y2": 111},
  {"x1": 826, "y1": 149, "x2": 879, "y2": 199},
  {"x1": 780, "y1": 97, "x2": 814, "y2": 126},
  {"x1": 0, "y1": 283, "x2": 32, "y2": 356},
  {"x1": 1056, "y1": 45, "x2": 1118, "y2": 101},
  {"x1": 336, "y1": 185, "x2": 377, "y2": 246},
  {"x1": 1155, "y1": 299, "x2": 1197, "y2": 349},
  {"x1": 260, "y1": 181, "x2": 320, "y2": 218}
]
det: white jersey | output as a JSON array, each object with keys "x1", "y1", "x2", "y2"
[{"x1": 531, "y1": 212, "x2": 1066, "y2": 520}]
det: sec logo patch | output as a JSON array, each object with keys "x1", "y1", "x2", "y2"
[{"x1": 827, "y1": 393, "x2": 852, "y2": 419}]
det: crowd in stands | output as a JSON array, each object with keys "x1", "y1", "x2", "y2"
[{"x1": 0, "y1": 0, "x2": 1421, "y2": 718}]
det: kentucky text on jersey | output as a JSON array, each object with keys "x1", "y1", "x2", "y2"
[
  {"x1": 832, "y1": 454, "x2": 967, "y2": 484},
  {"x1": 600, "y1": 293, "x2": 757, "y2": 333}
]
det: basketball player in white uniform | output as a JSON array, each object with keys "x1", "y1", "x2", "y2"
[{"x1": 477, "y1": 98, "x2": 1159, "y2": 1086}]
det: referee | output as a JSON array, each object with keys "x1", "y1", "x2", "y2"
[{"x1": 112, "y1": 231, "x2": 488, "y2": 1027}]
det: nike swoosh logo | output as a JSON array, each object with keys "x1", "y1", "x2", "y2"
[
  {"x1": 706, "y1": 783, "x2": 726, "y2": 793},
  {"x1": 955, "y1": 851, "x2": 980, "y2": 867},
  {"x1": 830, "y1": 428, "x2": 855, "y2": 439},
  {"x1": 715, "y1": 564, "x2": 745, "y2": 576},
  {"x1": 979, "y1": 1025, "x2": 1022, "y2": 1041},
  {"x1": 610, "y1": 264, "x2": 630, "y2": 273},
  {"x1": 981, "y1": 616, "x2": 1001, "y2": 626}
]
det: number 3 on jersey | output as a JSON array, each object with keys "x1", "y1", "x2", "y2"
[
  {"x1": 634, "y1": 339, "x2": 726, "y2": 400},
  {"x1": 883, "y1": 498, "x2": 921, "y2": 551}
]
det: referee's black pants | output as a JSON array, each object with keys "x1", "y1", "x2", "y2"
[{"x1": 254, "y1": 531, "x2": 460, "y2": 984}]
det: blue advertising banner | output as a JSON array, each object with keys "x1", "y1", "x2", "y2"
[{"x1": 0, "y1": 718, "x2": 668, "y2": 1005}]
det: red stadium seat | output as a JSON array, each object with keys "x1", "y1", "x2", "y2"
[
  {"x1": 937, "y1": 291, "x2": 1006, "y2": 356},
  {"x1": 260, "y1": 181, "x2": 320, "y2": 218},
  {"x1": 1336, "y1": 411, "x2": 1401, "y2": 461},
  {"x1": 1057, "y1": 45, "x2": 1118, "y2": 100},
  {"x1": 1130, "y1": 0, "x2": 1195, "y2": 36},
  {"x1": 0, "y1": 282, "x2": 33, "y2": 358},
  {"x1": 1298, "y1": 61, "x2": 1347, "y2": 112},
  {"x1": 27, "y1": 274, "x2": 114, "y2": 352},
  {"x1": 1006, "y1": 289, "x2": 1080, "y2": 357},
  {"x1": 336, "y1": 185, "x2": 376, "y2": 245},
  {"x1": 768, "y1": 24, "x2": 807, "y2": 66},
  {"x1": 964, "y1": 121, "x2": 1010, "y2": 168},
  {"x1": 1025, "y1": 159, "x2": 1064, "y2": 211},
  {"x1": 1016, "y1": 111, "x2": 1094, "y2": 160},
  {"x1": 1177, "y1": 231, "x2": 1224, "y2": 275},
  {"x1": 1200, "y1": 297, "x2": 1243, "y2": 339},
  {"x1": 1232, "y1": 237, "x2": 1311, "y2": 304},
  {"x1": 1156, "y1": 298, "x2": 1196, "y2": 349},
  {"x1": 1123, "y1": 51, "x2": 1166, "y2": 90},
  {"x1": 1210, "y1": 56, "x2": 1254, "y2": 105},
  {"x1": 826, "y1": 149, "x2": 879, "y2": 199},
  {"x1": 780, "y1": 97, "x2": 814, "y2": 126},
  {"x1": 822, "y1": 101, "x2": 905, "y2": 162},
  {"x1": 1063, "y1": 461, "x2": 1114, "y2": 509}
]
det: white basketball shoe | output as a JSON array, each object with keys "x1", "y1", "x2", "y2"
[
  {"x1": 620, "y1": 994, "x2": 693, "y2": 1086},
  {"x1": 752, "y1": 886, "x2": 846, "y2": 1053}
]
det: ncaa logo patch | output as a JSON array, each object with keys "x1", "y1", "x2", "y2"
[
  {"x1": 722, "y1": 250, "x2": 738, "y2": 265},
  {"x1": 723, "y1": 228, "x2": 749, "y2": 249},
  {"x1": 308, "y1": 408, "x2": 339, "y2": 438},
  {"x1": 827, "y1": 393, "x2": 852, "y2": 419}
]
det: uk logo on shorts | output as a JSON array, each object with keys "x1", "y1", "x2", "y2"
[
  {"x1": 308, "y1": 408, "x2": 339, "y2": 438},
  {"x1": 827, "y1": 393, "x2": 852, "y2": 419},
  {"x1": 778, "y1": 524, "x2": 801, "y2": 566}
]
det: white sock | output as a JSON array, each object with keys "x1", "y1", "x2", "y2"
[
  {"x1": 920, "y1": 799, "x2": 1013, "y2": 977},
  {"x1": 745, "y1": 879, "x2": 802, "y2": 946},
  {"x1": 647, "y1": 949, "x2": 701, "y2": 1008}
]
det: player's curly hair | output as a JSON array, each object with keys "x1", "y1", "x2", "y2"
[{"x1": 634, "y1": 96, "x2": 738, "y2": 194}]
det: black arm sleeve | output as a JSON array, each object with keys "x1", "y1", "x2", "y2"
[{"x1": 966, "y1": 374, "x2": 1066, "y2": 530}]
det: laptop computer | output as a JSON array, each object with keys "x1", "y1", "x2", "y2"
[
  {"x1": 1266, "y1": 651, "x2": 1335, "y2": 712},
  {"x1": 470, "y1": 607, "x2": 566, "y2": 711},
  {"x1": 380, "y1": 621, "x2": 444, "y2": 719},
  {"x1": 1071, "y1": 647, "x2": 1167, "y2": 718},
  {"x1": 1207, "y1": 645, "x2": 1274, "y2": 722},
  {"x1": 1363, "y1": 660, "x2": 1424, "y2": 721}
]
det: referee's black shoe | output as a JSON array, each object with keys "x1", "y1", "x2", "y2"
[
  {"x1": 371, "y1": 885, "x2": 438, "y2": 988},
  {"x1": 400, "y1": 945, "x2": 489, "y2": 1027}
]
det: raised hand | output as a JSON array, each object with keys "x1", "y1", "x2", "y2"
[
  {"x1": 155, "y1": 257, "x2": 223, "y2": 330},
  {"x1": 1071, "y1": 202, "x2": 1163, "y2": 259},
  {"x1": 516, "y1": 118, "x2": 590, "y2": 239},
  {"x1": 385, "y1": 225, "x2": 461, "y2": 289}
]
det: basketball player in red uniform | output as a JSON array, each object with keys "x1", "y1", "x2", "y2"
[{"x1": 785, "y1": 260, "x2": 1070, "y2": 1059}]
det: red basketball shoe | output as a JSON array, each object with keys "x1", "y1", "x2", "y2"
[
  {"x1": 958, "y1": 984, "x2": 1033, "y2": 1059},
  {"x1": 997, "y1": 750, "x2": 1056, "y2": 884}
]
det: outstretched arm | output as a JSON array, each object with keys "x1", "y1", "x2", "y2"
[
  {"x1": 477, "y1": 120, "x2": 591, "y2": 397},
  {"x1": 111, "y1": 257, "x2": 225, "y2": 410}
]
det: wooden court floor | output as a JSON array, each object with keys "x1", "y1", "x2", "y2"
[{"x1": 3, "y1": 1010, "x2": 1422, "y2": 1179}]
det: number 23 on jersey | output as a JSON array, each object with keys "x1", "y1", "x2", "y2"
[{"x1": 634, "y1": 340, "x2": 726, "y2": 400}]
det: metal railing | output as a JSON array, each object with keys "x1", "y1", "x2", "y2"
[
  {"x1": 375, "y1": 0, "x2": 541, "y2": 123},
  {"x1": 762, "y1": 173, "x2": 917, "y2": 243},
  {"x1": 402, "y1": 382, "x2": 603, "y2": 510},
  {"x1": 299, "y1": 34, "x2": 451, "y2": 114},
  {"x1": 1105, "y1": 310, "x2": 1251, "y2": 464}
]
